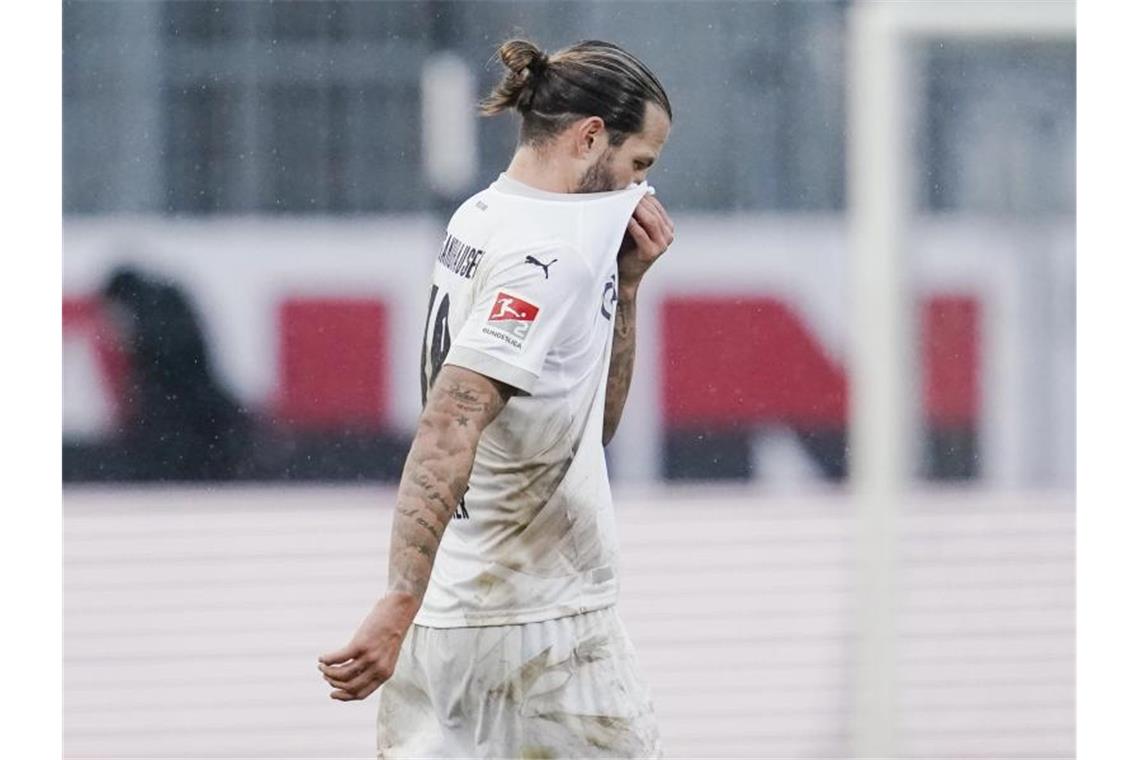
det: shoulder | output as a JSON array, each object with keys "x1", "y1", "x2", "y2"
[
  {"x1": 478, "y1": 239, "x2": 592, "y2": 295},
  {"x1": 447, "y1": 189, "x2": 496, "y2": 228}
]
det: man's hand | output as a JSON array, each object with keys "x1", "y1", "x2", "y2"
[
  {"x1": 603, "y1": 195, "x2": 674, "y2": 445},
  {"x1": 618, "y1": 194, "x2": 674, "y2": 294},
  {"x1": 318, "y1": 592, "x2": 418, "y2": 701}
]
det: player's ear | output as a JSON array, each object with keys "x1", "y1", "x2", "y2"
[{"x1": 575, "y1": 116, "x2": 607, "y2": 157}]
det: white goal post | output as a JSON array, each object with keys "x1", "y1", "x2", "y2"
[{"x1": 847, "y1": 1, "x2": 1075, "y2": 756}]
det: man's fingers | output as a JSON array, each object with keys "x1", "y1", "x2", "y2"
[
  {"x1": 321, "y1": 667, "x2": 361, "y2": 690},
  {"x1": 342, "y1": 669, "x2": 386, "y2": 696},
  {"x1": 632, "y1": 204, "x2": 671, "y2": 251},
  {"x1": 323, "y1": 670, "x2": 367, "y2": 693},
  {"x1": 319, "y1": 660, "x2": 365, "y2": 682},
  {"x1": 643, "y1": 196, "x2": 675, "y2": 242},
  {"x1": 633, "y1": 200, "x2": 666, "y2": 235},
  {"x1": 626, "y1": 217, "x2": 653, "y2": 249},
  {"x1": 645, "y1": 197, "x2": 675, "y2": 241},
  {"x1": 640, "y1": 195, "x2": 670, "y2": 229},
  {"x1": 321, "y1": 651, "x2": 393, "y2": 698},
  {"x1": 319, "y1": 643, "x2": 359, "y2": 666},
  {"x1": 323, "y1": 674, "x2": 351, "y2": 690},
  {"x1": 634, "y1": 200, "x2": 672, "y2": 248},
  {"x1": 327, "y1": 668, "x2": 388, "y2": 701},
  {"x1": 646, "y1": 195, "x2": 674, "y2": 232},
  {"x1": 632, "y1": 207, "x2": 666, "y2": 248}
]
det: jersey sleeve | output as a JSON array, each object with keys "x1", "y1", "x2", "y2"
[{"x1": 445, "y1": 243, "x2": 592, "y2": 394}]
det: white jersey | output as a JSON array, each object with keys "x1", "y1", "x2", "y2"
[{"x1": 414, "y1": 173, "x2": 651, "y2": 628}]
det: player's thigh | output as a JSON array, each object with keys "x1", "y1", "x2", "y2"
[
  {"x1": 376, "y1": 626, "x2": 447, "y2": 758},
  {"x1": 482, "y1": 608, "x2": 663, "y2": 758}
]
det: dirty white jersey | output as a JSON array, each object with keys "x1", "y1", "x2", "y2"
[{"x1": 413, "y1": 173, "x2": 651, "y2": 628}]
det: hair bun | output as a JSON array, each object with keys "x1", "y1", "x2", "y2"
[
  {"x1": 499, "y1": 39, "x2": 549, "y2": 78},
  {"x1": 526, "y1": 51, "x2": 550, "y2": 77}
]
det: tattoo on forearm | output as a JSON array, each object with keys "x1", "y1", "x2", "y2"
[
  {"x1": 414, "y1": 515, "x2": 441, "y2": 540},
  {"x1": 614, "y1": 298, "x2": 634, "y2": 339},
  {"x1": 603, "y1": 295, "x2": 637, "y2": 444},
  {"x1": 443, "y1": 381, "x2": 493, "y2": 415},
  {"x1": 387, "y1": 368, "x2": 509, "y2": 602}
]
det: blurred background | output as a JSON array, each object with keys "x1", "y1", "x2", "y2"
[{"x1": 62, "y1": 1, "x2": 1075, "y2": 757}]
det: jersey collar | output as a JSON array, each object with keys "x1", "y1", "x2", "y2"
[{"x1": 492, "y1": 173, "x2": 650, "y2": 202}]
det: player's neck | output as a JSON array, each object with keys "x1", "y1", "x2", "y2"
[{"x1": 504, "y1": 147, "x2": 578, "y2": 195}]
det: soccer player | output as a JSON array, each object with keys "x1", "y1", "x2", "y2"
[{"x1": 319, "y1": 38, "x2": 673, "y2": 758}]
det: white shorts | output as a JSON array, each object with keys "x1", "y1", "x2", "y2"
[{"x1": 376, "y1": 606, "x2": 662, "y2": 758}]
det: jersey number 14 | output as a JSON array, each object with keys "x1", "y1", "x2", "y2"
[
  {"x1": 420, "y1": 284, "x2": 451, "y2": 407},
  {"x1": 419, "y1": 285, "x2": 470, "y2": 520}
]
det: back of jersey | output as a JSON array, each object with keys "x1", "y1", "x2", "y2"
[{"x1": 414, "y1": 173, "x2": 650, "y2": 628}]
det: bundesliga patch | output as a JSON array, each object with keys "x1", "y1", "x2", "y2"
[{"x1": 482, "y1": 291, "x2": 540, "y2": 349}]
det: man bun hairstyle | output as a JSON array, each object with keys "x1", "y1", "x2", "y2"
[
  {"x1": 481, "y1": 38, "x2": 671, "y2": 148},
  {"x1": 481, "y1": 40, "x2": 550, "y2": 113}
]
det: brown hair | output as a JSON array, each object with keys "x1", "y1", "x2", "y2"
[{"x1": 480, "y1": 39, "x2": 671, "y2": 148}]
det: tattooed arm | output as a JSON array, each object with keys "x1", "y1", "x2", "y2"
[
  {"x1": 602, "y1": 287, "x2": 639, "y2": 446},
  {"x1": 603, "y1": 194, "x2": 675, "y2": 446},
  {"x1": 386, "y1": 365, "x2": 509, "y2": 602},
  {"x1": 319, "y1": 364, "x2": 510, "y2": 701}
]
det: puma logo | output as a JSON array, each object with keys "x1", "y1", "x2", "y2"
[{"x1": 524, "y1": 255, "x2": 557, "y2": 279}]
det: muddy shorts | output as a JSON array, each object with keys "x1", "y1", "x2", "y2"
[{"x1": 376, "y1": 606, "x2": 662, "y2": 758}]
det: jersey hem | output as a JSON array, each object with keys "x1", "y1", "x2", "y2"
[{"x1": 412, "y1": 597, "x2": 617, "y2": 629}]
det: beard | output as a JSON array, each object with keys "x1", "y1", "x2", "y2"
[{"x1": 575, "y1": 149, "x2": 619, "y2": 193}]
